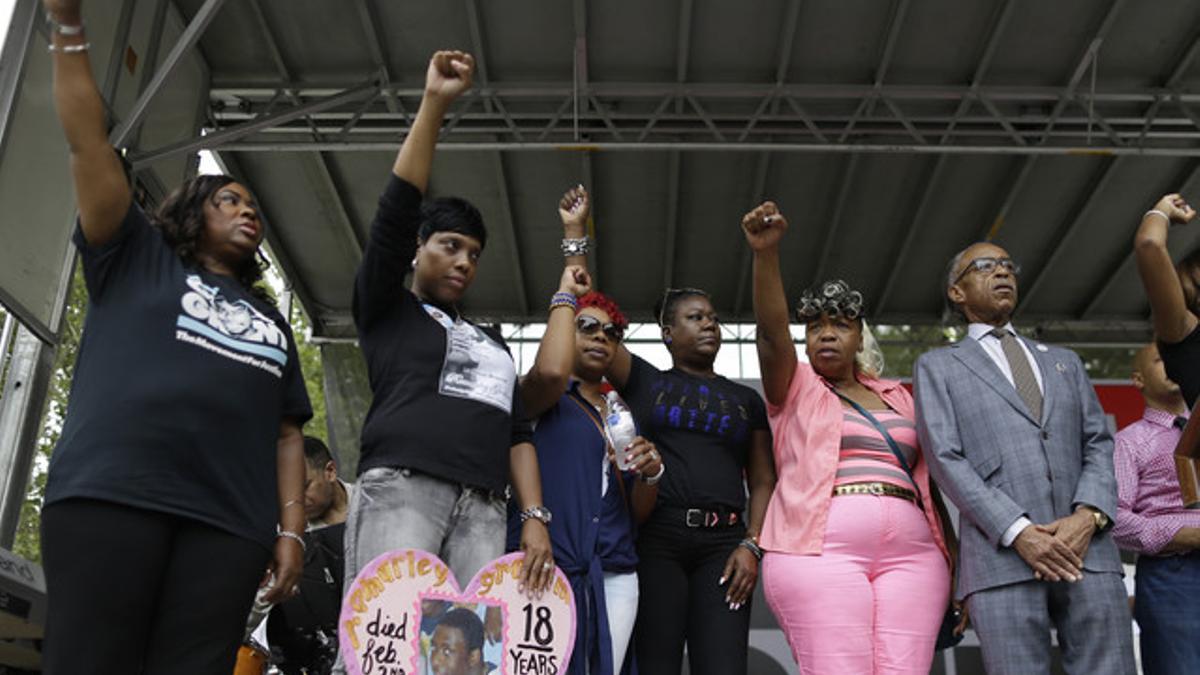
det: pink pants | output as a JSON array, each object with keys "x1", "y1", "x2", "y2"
[{"x1": 762, "y1": 494, "x2": 950, "y2": 674}]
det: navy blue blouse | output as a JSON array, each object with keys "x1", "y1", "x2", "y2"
[{"x1": 507, "y1": 381, "x2": 638, "y2": 675}]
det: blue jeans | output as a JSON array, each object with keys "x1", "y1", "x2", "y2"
[
  {"x1": 334, "y1": 467, "x2": 506, "y2": 674},
  {"x1": 1135, "y1": 550, "x2": 1200, "y2": 674}
]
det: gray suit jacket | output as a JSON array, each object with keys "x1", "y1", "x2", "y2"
[{"x1": 913, "y1": 336, "x2": 1121, "y2": 599}]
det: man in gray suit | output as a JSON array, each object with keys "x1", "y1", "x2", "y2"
[{"x1": 913, "y1": 241, "x2": 1135, "y2": 674}]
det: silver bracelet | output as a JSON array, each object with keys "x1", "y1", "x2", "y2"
[
  {"x1": 642, "y1": 462, "x2": 665, "y2": 486},
  {"x1": 561, "y1": 236, "x2": 590, "y2": 257},
  {"x1": 46, "y1": 14, "x2": 85, "y2": 36},
  {"x1": 1144, "y1": 209, "x2": 1171, "y2": 224},
  {"x1": 47, "y1": 42, "x2": 91, "y2": 54},
  {"x1": 277, "y1": 529, "x2": 307, "y2": 552}
]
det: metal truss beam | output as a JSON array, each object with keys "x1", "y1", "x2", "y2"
[
  {"x1": 662, "y1": 151, "x2": 681, "y2": 291},
  {"x1": 209, "y1": 140, "x2": 1200, "y2": 158},
  {"x1": 491, "y1": 153, "x2": 530, "y2": 316},
  {"x1": 733, "y1": 153, "x2": 771, "y2": 320},
  {"x1": 811, "y1": 155, "x2": 861, "y2": 286},
  {"x1": 1018, "y1": 156, "x2": 1125, "y2": 311},
  {"x1": 355, "y1": 0, "x2": 400, "y2": 115},
  {"x1": 199, "y1": 80, "x2": 1200, "y2": 154},
  {"x1": 110, "y1": 0, "x2": 227, "y2": 147},
  {"x1": 980, "y1": 0, "x2": 1127, "y2": 243}
]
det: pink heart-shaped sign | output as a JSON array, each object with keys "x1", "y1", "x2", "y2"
[{"x1": 340, "y1": 549, "x2": 576, "y2": 675}]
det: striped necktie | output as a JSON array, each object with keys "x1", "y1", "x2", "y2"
[{"x1": 989, "y1": 327, "x2": 1043, "y2": 421}]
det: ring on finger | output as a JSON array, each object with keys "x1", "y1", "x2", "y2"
[{"x1": 542, "y1": 561, "x2": 553, "y2": 570}]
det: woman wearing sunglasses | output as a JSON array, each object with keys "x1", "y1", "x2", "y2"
[
  {"x1": 568, "y1": 245, "x2": 774, "y2": 673},
  {"x1": 742, "y1": 202, "x2": 954, "y2": 673},
  {"x1": 509, "y1": 186, "x2": 662, "y2": 675}
]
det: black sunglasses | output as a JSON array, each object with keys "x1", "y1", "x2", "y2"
[
  {"x1": 576, "y1": 314, "x2": 624, "y2": 341},
  {"x1": 953, "y1": 256, "x2": 1021, "y2": 286}
]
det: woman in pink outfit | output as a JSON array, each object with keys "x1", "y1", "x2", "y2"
[{"x1": 741, "y1": 202, "x2": 957, "y2": 674}]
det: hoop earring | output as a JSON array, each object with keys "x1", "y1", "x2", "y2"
[{"x1": 411, "y1": 258, "x2": 417, "y2": 270}]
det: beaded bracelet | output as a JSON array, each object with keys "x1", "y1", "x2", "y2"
[
  {"x1": 549, "y1": 291, "x2": 577, "y2": 312},
  {"x1": 47, "y1": 42, "x2": 91, "y2": 54},
  {"x1": 738, "y1": 538, "x2": 763, "y2": 560},
  {"x1": 277, "y1": 529, "x2": 307, "y2": 552}
]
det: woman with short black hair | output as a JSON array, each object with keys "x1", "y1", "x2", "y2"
[{"x1": 341, "y1": 49, "x2": 554, "y2": 636}]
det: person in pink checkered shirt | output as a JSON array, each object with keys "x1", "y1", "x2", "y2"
[{"x1": 1113, "y1": 343, "x2": 1198, "y2": 674}]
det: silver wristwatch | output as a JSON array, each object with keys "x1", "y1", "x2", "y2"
[{"x1": 520, "y1": 505, "x2": 553, "y2": 526}]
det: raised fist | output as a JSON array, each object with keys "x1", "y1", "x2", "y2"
[
  {"x1": 425, "y1": 50, "x2": 475, "y2": 103},
  {"x1": 559, "y1": 185, "x2": 590, "y2": 233},
  {"x1": 741, "y1": 201, "x2": 788, "y2": 252},
  {"x1": 1151, "y1": 193, "x2": 1197, "y2": 226},
  {"x1": 558, "y1": 265, "x2": 592, "y2": 297}
]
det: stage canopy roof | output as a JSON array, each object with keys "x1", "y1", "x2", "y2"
[{"x1": 15, "y1": 0, "x2": 1200, "y2": 343}]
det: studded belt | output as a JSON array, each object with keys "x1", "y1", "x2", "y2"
[{"x1": 832, "y1": 481, "x2": 919, "y2": 504}]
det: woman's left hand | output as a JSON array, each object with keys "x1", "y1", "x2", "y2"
[
  {"x1": 719, "y1": 545, "x2": 759, "y2": 611},
  {"x1": 519, "y1": 519, "x2": 555, "y2": 598},
  {"x1": 261, "y1": 535, "x2": 304, "y2": 604}
]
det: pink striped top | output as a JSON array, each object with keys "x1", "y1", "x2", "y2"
[{"x1": 833, "y1": 409, "x2": 919, "y2": 491}]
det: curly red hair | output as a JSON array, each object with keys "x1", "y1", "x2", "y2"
[{"x1": 576, "y1": 291, "x2": 628, "y2": 330}]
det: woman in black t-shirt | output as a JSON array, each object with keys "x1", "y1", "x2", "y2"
[
  {"x1": 603, "y1": 289, "x2": 776, "y2": 675},
  {"x1": 1135, "y1": 193, "x2": 1200, "y2": 406},
  {"x1": 342, "y1": 49, "x2": 554, "y2": 639},
  {"x1": 39, "y1": 2, "x2": 311, "y2": 673}
]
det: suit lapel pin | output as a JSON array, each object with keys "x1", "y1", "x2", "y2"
[
  {"x1": 1055, "y1": 362, "x2": 1067, "y2": 373},
  {"x1": 1036, "y1": 344, "x2": 1049, "y2": 352}
]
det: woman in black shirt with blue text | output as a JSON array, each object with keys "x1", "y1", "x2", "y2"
[
  {"x1": 38, "y1": 1, "x2": 312, "y2": 673},
  {"x1": 605, "y1": 290, "x2": 776, "y2": 675}
]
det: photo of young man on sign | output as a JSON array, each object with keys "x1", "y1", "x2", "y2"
[{"x1": 419, "y1": 601, "x2": 500, "y2": 675}]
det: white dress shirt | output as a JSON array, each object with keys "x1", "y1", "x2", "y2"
[{"x1": 967, "y1": 322, "x2": 1043, "y2": 547}]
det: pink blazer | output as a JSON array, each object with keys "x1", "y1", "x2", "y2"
[{"x1": 760, "y1": 361, "x2": 951, "y2": 563}]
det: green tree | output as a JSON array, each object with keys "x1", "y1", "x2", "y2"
[
  {"x1": 289, "y1": 303, "x2": 328, "y2": 444},
  {"x1": 12, "y1": 265, "x2": 86, "y2": 562}
]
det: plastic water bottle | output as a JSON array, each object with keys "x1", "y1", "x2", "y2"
[{"x1": 604, "y1": 391, "x2": 638, "y2": 470}]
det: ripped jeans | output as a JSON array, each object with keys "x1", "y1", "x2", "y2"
[{"x1": 333, "y1": 466, "x2": 506, "y2": 674}]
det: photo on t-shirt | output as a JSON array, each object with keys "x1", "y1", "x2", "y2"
[{"x1": 437, "y1": 322, "x2": 515, "y2": 414}]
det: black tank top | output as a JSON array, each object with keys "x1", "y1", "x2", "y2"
[{"x1": 1161, "y1": 324, "x2": 1200, "y2": 408}]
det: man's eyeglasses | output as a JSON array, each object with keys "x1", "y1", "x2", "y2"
[
  {"x1": 576, "y1": 314, "x2": 624, "y2": 342},
  {"x1": 953, "y1": 257, "x2": 1021, "y2": 286}
]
